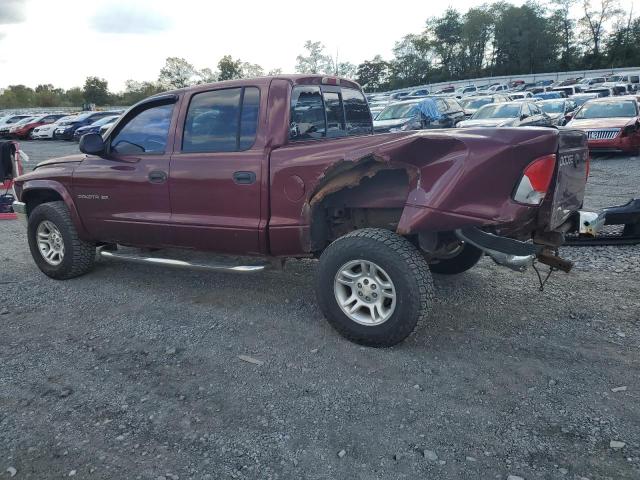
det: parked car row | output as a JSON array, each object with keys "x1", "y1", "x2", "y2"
[
  {"x1": 0, "y1": 110, "x2": 122, "y2": 141},
  {"x1": 370, "y1": 90, "x2": 640, "y2": 154}
]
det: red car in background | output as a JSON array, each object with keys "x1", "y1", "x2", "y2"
[
  {"x1": 8, "y1": 113, "x2": 66, "y2": 139},
  {"x1": 566, "y1": 96, "x2": 640, "y2": 155}
]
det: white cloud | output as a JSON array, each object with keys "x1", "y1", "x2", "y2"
[
  {"x1": 0, "y1": 0, "x2": 636, "y2": 91},
  {"x1": 0, "y1": 0, "x2": 27, "y2": 25},
  {"x1": 90, "y1": 2, "x2": 173, "y2": 34}
]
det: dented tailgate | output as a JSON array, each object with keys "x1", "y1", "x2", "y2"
[{"x1": 544, "y1": 129, "x2": 589, "y2": 230}]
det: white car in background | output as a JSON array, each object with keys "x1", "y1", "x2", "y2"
[{"x1": 31, "y1": 115, "x2": 77, "y2": 139}]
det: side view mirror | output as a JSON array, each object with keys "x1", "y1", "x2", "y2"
[
  {"x1": 79, "y1": 133, "x2": 105, "y2": 156},
  {"x1": 520, "y1": 113, "x2": 529, "y2": 120}
]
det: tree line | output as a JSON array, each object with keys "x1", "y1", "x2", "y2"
[{"x1": 1, "y1": 0, "x2": 638, "y2": 108}]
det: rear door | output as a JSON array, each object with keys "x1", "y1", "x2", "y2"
[{"x1": 168, "y1": 85, "x2": 264, "y2": 254}]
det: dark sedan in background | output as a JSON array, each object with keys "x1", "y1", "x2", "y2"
[
  {"x1": 457, "y1": 101, "x2": 553, "y2": 128},
  {"x1": 53, "y1": 110, "x2": 122, "y2": 140},
  {"x1": 373, "y1": 97, "x2": 465, "y2": 133},
  {"x1": 72, "y1": 115, "x2": 121, "y2": 141}
]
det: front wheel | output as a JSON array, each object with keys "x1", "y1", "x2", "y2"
[
  {"x1": 316, "y1": 229, "x2": 434, "y2": 347},
  {"x1": 27, "y1": 201, "x2": 96, "y2": 279}
]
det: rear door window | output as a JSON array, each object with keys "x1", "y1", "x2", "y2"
[{"x1": 183, "y1": 86, "x2": 260, "y2": 153}]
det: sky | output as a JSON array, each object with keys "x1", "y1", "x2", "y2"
[{"x1": 0, "y1": 0, "x2": 635, "y2": 91}]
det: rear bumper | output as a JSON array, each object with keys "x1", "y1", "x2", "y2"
[
  {"x1": 455, "y1": 209, "x2": 605, "y2": 272},
  {"x1": 11, "y1": 201, "x2": 27, "y2": 225}
]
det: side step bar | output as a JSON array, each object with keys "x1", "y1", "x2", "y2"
[{"x1": 97, "y1": 247, "x2": 268, "y2": 273}]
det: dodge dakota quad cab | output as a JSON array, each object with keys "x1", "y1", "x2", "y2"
[{"x1": 11, "y1": 75, "x2": 596, "y2": 347}]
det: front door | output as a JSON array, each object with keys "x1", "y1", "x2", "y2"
[
  {"x1": 168, "y1": 85, "x2": 264, "y2": 254},
  {"x1": 73, "y1": 97, "x2": 179, "y2": 246}
]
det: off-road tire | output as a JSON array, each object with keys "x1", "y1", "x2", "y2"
[
  {"x1": 316, "y1": 228, "x2": 434, "y2": 347},
  {"x1": 428, "y1": 243, "x2": 484, "y2": 275},
  {"x1": 27, "y1": 201, "x2": 95, "y2": 279}
]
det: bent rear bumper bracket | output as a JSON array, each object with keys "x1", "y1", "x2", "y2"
[{"x1": 455, "y1": 227, "x2": 538, "y2": 272}]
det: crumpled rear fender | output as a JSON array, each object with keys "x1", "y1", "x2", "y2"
[{"x1": 380, "y1": 128, "x2": 562, "y2": 234}]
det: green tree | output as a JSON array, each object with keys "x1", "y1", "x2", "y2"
[
  {"x1": 241, "y1": 62, "x2": 264, "y2": 78},
  {"x1": 119, "y1": 80, "x2": 165, "y2": 105},
  {"x1": 356, "y1": 56, "x2": 391, "y2": 91},
  {"x1": 459, "y1": 6, "x2": 494, "y2": 77},
  {"x1": 197, "y1": 67, "x2": 218, "y2": 84},
  {"x1": 83, "y1": 76, "x2": 109, "y2": 105},
  {"x1": 65, "y1": 87, "x2": 85, "y2": 107},
  {"x1": 158, "y1": 57, "x2": 197, "y2": 89},
  {"x1": 580, "y1": 0, "x2": 623, "y2": 66},
  {"x1": 606, "y1": 15, "x2": 640, "y2": 67},
  {"x1": 217, "y1": 55, "x2": 243, "y2": 80},
  {"x1": 551, "y1": 0, "x2": 579, "y2": 70},
  {"x1": 295, "y1": 40, "x2": 333, "y2": 74},
  {"x1": 428, "y1": 8, "x2": 463, "y2": 78},
  {"x1": 492, "y1": 3, "x2": 560, "y2": 75},
  {"x1": 388, "y1": 34, "x2": 432, "y2": 88}
]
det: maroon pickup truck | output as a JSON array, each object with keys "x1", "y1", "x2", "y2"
[{"x1": 11, "y1": 75, "x2": 596, "y2": 346}]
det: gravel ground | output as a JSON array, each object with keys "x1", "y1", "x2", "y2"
[{"x1": 1, "y1": 141, "x2": 639, "y2": 480}]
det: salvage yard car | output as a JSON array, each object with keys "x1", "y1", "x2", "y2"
[
  {"x1": 11, "y1": 75, "x2": 595, "y2": 347},
  {"x1": 566, "y1": 96, "x2": 640, "y2": 154},
  {"x1": 536, "y1": 99, "x2": 577, "y2": 126},
  {"x1": 8, "y1": 113, "x2": 66, "y2": 139},
  {"x1": 373, "y1": 97, "x2": 464, "y2": 132},
  {"x1": 31, "y1": 115, "x2": 77, "y2": 139},
  {"x1": 457, "y1": 101, "x2": 553, "y2": 128}
]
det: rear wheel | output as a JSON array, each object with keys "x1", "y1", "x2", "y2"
[
  {"x1": 27, "y1": 201, "x2": 96, "y2": 279},
  {"x1": 428, "y1": 243, "x2": 483, "y2": 275},
  {"x1": 316, "y1": 228, "x2": 434, "y2": 347}
]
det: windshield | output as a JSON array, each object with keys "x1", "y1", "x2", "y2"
[
  {"x1": 473, "y1": 104, "x2": 520, "y2": 119},
  {"x1": 574, "y1": 101, "x2": 637, "y2": 119},
  {"x1": 376, "y1": 103, "x2": 418, "y2": 121},
  {"x1": 461, "y1": 98, "x2": 492, "y2": 109},
  {"x1": 539, "y1": 101, "x2": 564, "y2": 113}
]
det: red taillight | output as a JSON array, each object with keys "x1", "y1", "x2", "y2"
[{"x1": 513, "y1": 154, "x2": 556, "y2": 205}]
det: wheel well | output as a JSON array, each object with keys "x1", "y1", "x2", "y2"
[
  {"x1": 23, "y1": 189, "x2": 64, "y2": 216},
  {"x1": 309, "y1": 162, "x2": 412, "y2": 252}
]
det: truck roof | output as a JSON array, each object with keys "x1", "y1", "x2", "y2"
[{"x1": 161, "y1": 74, "x2": 362, "y2": 96}]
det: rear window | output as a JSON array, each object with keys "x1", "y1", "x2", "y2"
[
  {"x1": 289, "y1": 85, "x2": 372, "y2": 141},
  {"x1": 342, "y1": 88, "x2": 372, "y2": 135}
]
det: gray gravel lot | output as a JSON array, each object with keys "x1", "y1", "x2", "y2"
[{"x1": 1, "y1": 141, "x2": 639, "y2": 480}]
